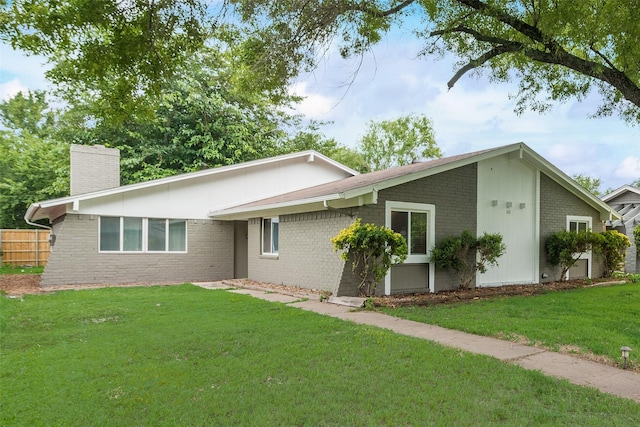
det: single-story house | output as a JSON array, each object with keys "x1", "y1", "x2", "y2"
[
  {"x1": 26, "y1": 142, "x2": 620, "y2": 295},
  {"x1": 603, "y1": 185, "x2": 640, "y2": 273}
]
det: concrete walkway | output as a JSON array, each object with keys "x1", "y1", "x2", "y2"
[{"x1": 194, "y1": 282, "x2": 640, "y2": 404}]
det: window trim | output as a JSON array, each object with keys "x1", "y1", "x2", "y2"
[
  {"x1": 261, "y1": 217, "x2": 279, "y2": 256},
  {"x1": 565, "y1": 215, "x2": 592, "y2": 279},
  {"x1": 99, "y1": 216, "x2": 188, "y2": 253},
  {"x1": 385, "y1": 201, "x2": 436, "y2": 294}
]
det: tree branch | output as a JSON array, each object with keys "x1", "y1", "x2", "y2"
[
  {"x1": 351, "y1": 0, "x2": 418, "y2": 18},
  {"x1": 446, "y1": 44, "x2": 520, "y2": 89}
]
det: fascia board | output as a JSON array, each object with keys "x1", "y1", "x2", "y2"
[{"x1": 209, "y1": 194, "x2": 343, "y2": 219}]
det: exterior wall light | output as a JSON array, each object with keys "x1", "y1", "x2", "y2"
[{"x1": 621, "y1": 346, "x2": 632, "y2": 369}]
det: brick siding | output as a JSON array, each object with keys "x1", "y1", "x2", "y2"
[
  {"x1": 539, "y1": 173, "x2": 605, "y2": 281},
  {"x1": 41, "y1": 214, "x2": 233, "y2": 286}
]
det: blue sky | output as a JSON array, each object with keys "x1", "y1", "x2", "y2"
[{"x1": 1, "y1": 31, "x2": 638, "y2": 192}]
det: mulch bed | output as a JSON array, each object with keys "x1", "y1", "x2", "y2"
[{"x1": 373, "y1": 279, "x2": 624, "y2": 307}]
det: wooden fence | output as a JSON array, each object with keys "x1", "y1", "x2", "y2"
[{"x1": 0, "y1": 229, "x2": 51, "y2": 267}]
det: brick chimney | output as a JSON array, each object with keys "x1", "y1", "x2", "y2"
[{"x1": 70, "y1": 144, "x2": 120, "y2": 196}]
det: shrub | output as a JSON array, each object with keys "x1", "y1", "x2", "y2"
[
  {"x1": 634, "y1": 224, "x2": 640, "y2": 255},
  {"x1": 430, "y1": 230, "x2": 506, "y2": 289},
  {"x1": 545, "y1": 230, "x2": 598, "y2": 281},
  {"x1": 331, "y1": 218, "x2": 408, "y2": 296},
  {"x1": 593, "y1": 230, "x2": 631, "y2": 277}
]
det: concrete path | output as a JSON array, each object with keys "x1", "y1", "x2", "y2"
[{"x1": 194, "y1": 282, "x2": 640, "y2": 404}]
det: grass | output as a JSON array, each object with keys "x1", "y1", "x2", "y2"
[
  {"x1": 379, "y1": 283, "x2": 640, "y2": 370},
  {"x1": 0, "y1": 265, "x2": 44, "y2": 275},
  {"x1": 1, "y1": 284, "x2": 639, "y2": 426}
]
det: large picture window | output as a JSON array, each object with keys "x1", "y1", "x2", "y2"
[
  {"x1": 261, "y1": 217, "x2": 279, "y2": 255},
  {"x1": 99, "y1": 217, "x2": 187, "y2": 253}
]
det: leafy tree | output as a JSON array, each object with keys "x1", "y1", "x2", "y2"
[
  {"x1": 430, "y1": 230, "x2": 506, "y2": 289},
  {"x1": 545, "y1": 230, "x2": 599, "y2": 281},
  {"x1": 6, "y1": 2, "x2": 640, "y2": 123},
  {"x1": 1, "y1": 0, "x2": 212, "y2": 121},
  {"x1": 593, "y1": 230, "x2": 630, "y2": 277},
  {"x1": 632, "y1": 178, "x2": 640, "y2": 188},
  {"x1": 573, "y1": 174, "x2": 603, "y2": 197},
  {"x1": 331, "y1": 218, "x2": 408, "y2": 296},
  {"x1": 227, "y1": 0, "x2": 640, "y2": 123},
  {"x1": 359, "y1": 114, "x2": 441, "y2": 171}
]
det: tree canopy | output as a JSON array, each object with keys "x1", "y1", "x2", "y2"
[
  {"x1": 229, "y1": 0, "x2": 640, "y2": 123},
  {"x1": 359, "y1": 114, "x2": 441, "y2": 171}
]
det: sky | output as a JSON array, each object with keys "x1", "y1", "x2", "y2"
[{"x1": 1, "y1": 30, "x2": 639, "y2": 193}]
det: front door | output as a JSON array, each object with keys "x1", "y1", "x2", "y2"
[{"x1": 234, "y1": 221, "x2": 248, "y2": 278}]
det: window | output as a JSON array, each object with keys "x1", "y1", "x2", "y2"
[
  {"x1": 568, "y1": 219, "x2": 589, "y2": 233},
  {"x1": 99, "y1": 217, "x2": 187, "y2": 252},
  {"x1": 261, "y1": 217, "x2": 279, "y2": 255},
  {"x1": 385, "y1": 201, "x2": 435, "y2": 265},
  {"x1": 391, "y1": 211, "x2": 427, "y2": 255},
  {"x1": 565, "y1": 215, "x2": 593, "y2": 279}
]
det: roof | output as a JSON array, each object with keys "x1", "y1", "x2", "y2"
[
  {"x1": 210, "y1": 142, "x2": 621, "y2": 221},
  {"x1": 602, "y1": 185, "x2": 640, "y2": 228},
  {"x1": 602, "y1": 185, "x2": 640, "y2": 203},
  {"x1": 25, "y1": 150, "x2": 358, "y2": 222}
]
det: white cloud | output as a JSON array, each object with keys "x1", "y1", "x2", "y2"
[
  {"x1": 0, "y1": 78, "x2": 28, "y2": 101},
  {"x1": 289, "y1": 82, "x2": 338, "y2": 119},
  {"x1": 614, "y1": 156, "x2": 640, "y2": 180}
]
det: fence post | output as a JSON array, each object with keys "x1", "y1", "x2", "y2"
[{"x1": 35, "y1": 229, "x2": 39, "y2": 267}]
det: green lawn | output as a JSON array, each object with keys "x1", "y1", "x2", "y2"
[
  {"x1": 0, "y1": 265, "x2": 44, "y2": 275},
  {"x1": 379, "y1": 283, "x2": 640, "y2": 370},
  {"x1": 1, "y1": 284, "x2": 639, "y2": 426}
]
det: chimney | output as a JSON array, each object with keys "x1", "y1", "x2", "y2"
[{"x1": 70, "y1": 144, "x2": 120, "y2": 196}]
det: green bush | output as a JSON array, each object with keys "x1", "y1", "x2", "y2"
[
  {"x1": 634, "y1": 224, "x2": 640, "y2": 255},
  {"x1": 546, "y1": 230, "x2": 598, "y2": 281},
  {"x1": 594, "y1": 230, "x2": 631, "y2": 277},
  {"x1": 430, "y1": 230, "x2": 506, "y2": 289},
  {"x1": 331, "y1": 218, "x2": 408, "y2": 296}
]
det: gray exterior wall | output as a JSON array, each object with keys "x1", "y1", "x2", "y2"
[
  {"x1": 41, "y1": 214, "x2": 233, "y2": 286},
  {"x1": 247, "y1": 211, "x2": 353, "y2": 293},
  {"x1": 70, "y1": 145, "x2": 120, "y2": 196},
  {"x1": 539, "y1": 173, "x2": 605, "y2": 282},
  {"x1": 356, "y1": 164, "x2": 478, "y2": 293},
  {"x1": 605, "y1": 191, "x2": 640, "y2": 274}
]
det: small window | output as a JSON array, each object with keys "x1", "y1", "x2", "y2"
[
  {"x1": 123, "y1": 217, "x2": 143, "y2": 251},
  {"x1": 391, "y1": 210, "x2": 427, "y2": 255},
  {"x1": 100, "y1": 217, "x2": 120, "y2": 251},
  {"x1": 569, "y1": 220, "x2": 588, "y2": 233},
  {"x1": 262, "y1": 217, "x2": 279, "y2": 255},
  {"x1": 148, "y1": 218, "x2": 167, "y2": 251}
]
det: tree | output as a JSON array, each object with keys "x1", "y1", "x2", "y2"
[
  {"x1": 331, "y1": 218, "x2": 408, "y2": 296},
  {"x1": 593, "y1": 230, "x2": 630, "y2": 278},
  {"x1": 5, "y1": 2, "x2": 640, "y2": 123},
  {"x1": 359, "y1": 114, "x2": 441, "y2": 171},
  {"x1": 0, "y1": 92, "x2": 69, "y2": 228},
  {"x1": 545, "y1": 230, "x2": 599, "y2": 281},
  {"x1": 634, "y1": 225, "x2": 640, "y2": 256},
  {"x1": 573, "y1": 174, "x2": 603, "y2": 197},
  {"x1": 430, "y1": 230, "x2": 506, "y2": 289},
  {"x1": 227, "y1": 0, "x2": 640, "y2": 123}
]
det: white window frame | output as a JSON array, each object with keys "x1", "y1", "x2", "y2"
[
  {"x1": 565, "y1": 215, "x2": 592, "y2": 279},
  {"x1": 385, "y1": 201, "x2": 436, "y2": 294},
  {"x1": 99, "y1": 217, "x2": 187, "y2": 253},
  {"x1": 261, "y1": 217, "x2": 279, "y2": 256}
]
